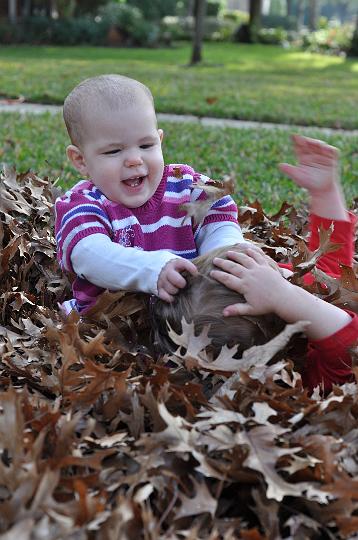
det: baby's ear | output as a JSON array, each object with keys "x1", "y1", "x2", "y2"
[
  {"x1": 158, "y1": 128, "x2": 164, "y2": 142},
  {"x1": 66, "y1": 145, "x2": 87, "y2": 175}
]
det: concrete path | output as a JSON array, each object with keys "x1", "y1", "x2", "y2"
[{"x1": 1, "y1": 101, "x2": 357, "y2": 137}]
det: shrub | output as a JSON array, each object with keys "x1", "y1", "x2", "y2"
[
  {"x1": 161, "y1": 14, "x2": 240, "y2": 42},
  {"x1": 0, "y1": 16, "x2": 108, "y2": 45},
  {"x1": 50, "y1": 17, "x2": 108, "y2": 45},
  {"x1": 126, "y1": 0, "x2": 177, "y2": 21},
  {"x1": 98, "y1": 2, "x2": 142, "y2": 32},
  {"x1": 130, "y1": 18, "x2": 160, "y2": 47},
  {"x1": 233, "y1": 23, "x2": 252, "y2": 43},
  {"x1": 208, "y1": 9, "x2": 249, "y2": 43},
  {"x1": 211, "y1": 18, "x2": 237, "y2": 42},
  {"x1": 0, "y1": 7, "x2": 160, "y2": 48},
  {"x1": 221, "y1": 9, "x2": 249, "y2": 26},
  {"x1": 206, "y1": 0, "x2": 224, "y2": 17},
  {"x1": 257, "y1": 27, "x2": 288, "y2": 46},
  {"x1": 98, "y1": 2, "x2": 158, "y2": 46},
  {"x1": 160, "y1": 16, "x2": 187, "y2": 41},
  {"x1": 300, "y1": 23, "x2": 354, "y2": 55},
  {"x1": 261, "y1": 14, "x2": 297, "y2": 30}
]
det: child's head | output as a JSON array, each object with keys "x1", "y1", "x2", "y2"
[
  {"x1": 63, "y1": 74, "x2": 164, "y2": 208},
  {"x1": 150, "y1": 244, "x2": 285, "y2": 357}
]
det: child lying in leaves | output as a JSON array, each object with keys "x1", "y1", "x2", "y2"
[{"x1": 150, "y1": 135, "x2": 358, "y2": 394}]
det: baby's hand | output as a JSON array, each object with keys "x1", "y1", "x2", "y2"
[
  {"x1": 279, "y1": 134, "x2": 339, "y2": 195},
  {"x1": 210, "y1": 248, "x2": 291, "y2": 317},
  {"x1": 157, "y1": 258, "x2": 198, "y2": 303}
]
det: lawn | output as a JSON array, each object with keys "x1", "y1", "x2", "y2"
[
  {"x1": 0, "y1": 111, "x2": 356, "y2": 212},
  {"x1": 0, "y1": 43, "x2": 358, "y2": 128}
]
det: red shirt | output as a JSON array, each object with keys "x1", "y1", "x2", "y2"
[
  {"x1": 303, "y1": 310, "x2": 358, "y2": 393},
  {"x1": 280, "y1": 212, "x2": 357, "y2": 393}
]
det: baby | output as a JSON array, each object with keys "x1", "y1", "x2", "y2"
[{"x1": 55, "y1": 74, "x2": 246, "y2": 313}]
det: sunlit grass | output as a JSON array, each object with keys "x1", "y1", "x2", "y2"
[
  {"x1": 0, "y1": 43, "x2": 357, "y2": 128},
  {"x1": 0, "y1": 112, "x2": 356, "y2": 213}
]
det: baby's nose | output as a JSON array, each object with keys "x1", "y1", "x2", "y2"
[{"x1": 124, "y1": 150, "x2": 143, "y2": 167}]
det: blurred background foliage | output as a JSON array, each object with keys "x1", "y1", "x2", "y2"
[{"x1": 1, "y1": 0, "x2": 357, "y2": 55}]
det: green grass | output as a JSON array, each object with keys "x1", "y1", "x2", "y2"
[
  {"x1": 0, "y1": 44, "x2": 358, "y2": 128},
  {"x1": 0, "y1": 111, "x2": 356, "y2": 212}
]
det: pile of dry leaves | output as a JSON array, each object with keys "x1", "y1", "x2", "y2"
[{"x1": 1, "y1": 167, "x2": 358, "y2": 540}]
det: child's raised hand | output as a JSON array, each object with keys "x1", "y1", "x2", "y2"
[
  {"x1": 210, "y1": 248, "x2": 291, "y2": 317},
  {"x1": 157, "y1": 258, "x2": 198, "y2": 303},
  {"x1": 279, "y1": 135, "x2": 339, "y2": 195}
]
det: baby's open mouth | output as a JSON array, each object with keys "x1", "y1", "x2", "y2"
[{"x1": 123, "y1": 176, "x2": 145, "y2": 187}]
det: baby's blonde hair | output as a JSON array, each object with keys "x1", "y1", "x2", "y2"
[{"x1": 63, "y1": 74, "x2": 154, "y2": 147}]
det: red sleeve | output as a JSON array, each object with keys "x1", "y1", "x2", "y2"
[
  {"x1": 302, "y1": 310, "x2": 358, "y2": 394},
  {"x1": 308, "y1": 212, "x2": 356, "y2": 277},
  {"x1": 279, "y1": 212, "x2": 356, "y2": 283}
]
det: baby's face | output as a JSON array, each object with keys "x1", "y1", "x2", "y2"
[{"x1": 78, "y1": 98, "x2": 164, "y2": 208}]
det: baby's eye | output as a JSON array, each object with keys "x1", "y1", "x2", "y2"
[
  {"x1": 140, "y1": 143, "x2": 154, "y2": 149},
  {"x1": 103, "y1": 148, "x2": 121, "y2": 155}
]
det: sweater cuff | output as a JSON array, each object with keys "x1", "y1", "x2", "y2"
[{"x1": 310, "y1": 310, "x2": 358, "y2": 354}]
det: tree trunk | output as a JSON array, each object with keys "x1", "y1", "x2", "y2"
[
  {"x1": 308, "y1": 0, "x2": 319, "y2": 31},
  {"x1": 8, "y1": 0, "x2": 17, "y2": 23},
  {"x1": 248, "y1": 0, "x2": 262, "y2": 42},
  {"x1": 190, "y1": 0, "x2": 207, "y2": 65},
  {"x1": 348, "y1": 9, "x2": 358, "y2": 57},
  {"x1": 43, "y1": 0, "x2": 56, "y2": 17},
  {"x1": 187, "y1": 0, "x2": 194, "y2": 16},
  {"x1": 286, "y1": 0, "x2": 293, "y2": 17},
  {"x1": 296, "y1": 0, "x2": 305, "y2": 30},
  {"x1": 22, "y1": 0, "x2": 31, "y2": 17}
]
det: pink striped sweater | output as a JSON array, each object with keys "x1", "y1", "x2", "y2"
[{"x1": 55, "y1": 164, "x2": 244, "y2": 312}]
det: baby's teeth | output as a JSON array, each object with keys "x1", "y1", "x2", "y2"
[{"x1": 126, "y1": 177, "x2": 141, "y2": 186}]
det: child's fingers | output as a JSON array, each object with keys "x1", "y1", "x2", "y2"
[
  {"x1": 292, "y1": 134, "x2": 327, "y2": 151},
  {"x1": 177, "y1": 259, "x2": 198, "y2": 276},
  {"x1": 280, "y1": 162, "x2": 328, "y2": 189},
  {"x1": 167, "y1": 268, "x2": 186, "y2": 288},
  {"x1": 291, "y1": 134, "x2": 310, "y2": 159},
  {"x1": 221, "y1": 251, "x2": 256, "y2": 270},
  {"x1": 212, "y1": 257, "x2": 242, "y2": 276},
  {"x1": 158, "y1": 289, "x2": 175, "y2": 303},
  {"x1": 167, "y1": 282, "x2": 181, "y2": 295},
  {"x1": 299, "y1": 150, "x2": 337, "y2": 167},
  {"x1": 243, "y1": 247, "x2": 267, "y2": 265},
  {"x1": 223, "y1": 302, "x2": 253, "y2": 317},
  {"x1": 210, "y1": 269, "x2": 243, "y2": 292},
  {"x1": 279, "y1": 163, "x2": 302, "y2": 182},
  {"x1": 292, "y1": 134, "x2": 323, "y2": 149},
  {"x1": 213, "y1": 256, "x2": 246, "y2": 275},
  {"x1": 303, "y1": 138, "x2": 338, "y2": 157},
  {"x1": 292, "y1": 134, "x2": 338, "y2": 160}
]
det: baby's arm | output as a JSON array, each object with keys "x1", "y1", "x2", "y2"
[
  {"x1": 211, "y1": 247, "x2": 351, "y2": 341},
  {"x1": 55, "y1": 191, "x2": 197, "y2": 303},
  {"x1": 191, "y1": 175, "x2": 247, "y2": 255},
  {"x1": 279, "y1": 134, "x2": 348, "y2": 221},
  {"x1": 71, "y1": 234, "x2": 197, "y2": 302},
  {"x1": 197, "y1": 222, "x2": 247, "y2": 254}
]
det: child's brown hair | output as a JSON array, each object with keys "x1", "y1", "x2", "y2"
[{"x1": 149, "y1": 244, "x2": 285, "y2": 356}]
